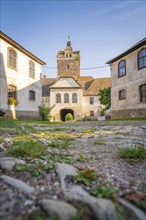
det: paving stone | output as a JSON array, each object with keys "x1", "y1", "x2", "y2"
[
  {"x1": 55, "y1": 163, "x2": 77, "y2": 190},
  {"x1": 39, "y1": 199, "x2": 77, "y2": 220},
  {"x1": 0, "y1": 175, "x2": 35, "y2": 194},
  {"x1": 0, "y1": 157, "x2": 26, "y2": 171},
  {"x1": 0, "y1": 143, "x2": 6, "y2": 151},
  {"x1": 38, "y1": 138, "x2": 52, "y2": 145},
  {"x1": 119, "y1": 198, "x2": 146, "y2": 220},
  {"x1": 64, "y1": 185, "x2": 117, "y2": 220}
]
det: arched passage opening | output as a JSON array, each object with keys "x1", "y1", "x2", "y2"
[{"x1": 60, "y1": 109, "x2": 74, "y2": 121}]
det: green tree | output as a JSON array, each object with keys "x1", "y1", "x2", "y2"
[
  {"x1": 98, "y1": 87, "x2": 111, "y2": 110},
  {"x1": 65, "y1": 113, "x2": 73, "y2": 121}
]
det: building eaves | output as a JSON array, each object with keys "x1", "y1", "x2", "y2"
[
  {"x1": 0, "y1": 31, "x2": 46, "y2": 65},
  {"x1": 106, "y1": 38, "x2": 146, "y2": 64}
]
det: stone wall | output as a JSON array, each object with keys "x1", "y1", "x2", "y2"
[
  {"x1": 50, "y1": 88, "x2": 83, "y2": 121},
  {"x1": 111, "y1": 108, "x2": 146, "y2": 119},
  {"x1": 57, "y1": 59, "x2": 80, "y2": 79},
  {"x1": 4, "y1": 110, "x2": 41, "y2": 120},
  {"x1": 110, "y1": 45, "x2": 146, "y2": 119}
]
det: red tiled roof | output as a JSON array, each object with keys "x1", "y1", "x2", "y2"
[{"x1": 77, "y1": 77, "x2": 111, "y2": 95}]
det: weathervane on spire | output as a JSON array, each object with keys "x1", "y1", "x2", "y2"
[{"x1": 68, "y1": 35, "x2": 70, "y2": 41}]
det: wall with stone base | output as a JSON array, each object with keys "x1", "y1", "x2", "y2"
[
  {"x1": 111, "y1": 108, "x2": 146, "y2": 119},
  {"x1": 4, "y1": 110, "x2": 41, "y2": 120}
]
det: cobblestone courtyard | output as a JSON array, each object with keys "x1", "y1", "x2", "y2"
[{"x1": 0, "y1": 119, "x2": 146, "y2": 220}]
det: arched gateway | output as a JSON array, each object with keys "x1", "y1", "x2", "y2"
[{"x1": 60, "y1": 109, "x2": 74, "y2": 121}]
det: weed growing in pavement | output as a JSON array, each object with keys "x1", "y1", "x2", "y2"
[
  {"x1": 90, "y1": 186, "x2": 118, "y2": 201},
  {"x1": 115, "y1": 131, "x2": 129, "y2": 135},
  {"x1": 6, "y1": 137, "x2": 47, "y2": 158},
  {"x1": 77, "y1": 154, "x2": 86, "y2": 162},
  {"x1": 15, "y1": 150, "x2": 73, "y2": 177},
  {"x1": 15, "y1": 164, "x2": 30, "y2": 172},
  {"x1": 81, "y1": 129, "x2": 96, "y2": 134},
  {"x1": 118, "y1": 145, "x2": 146, "y2": 164},
  {"x1": 75, "y1": 168, "x2": 96, "y2": 186},
  {"x1": 53, "y1": 127, "x2": 67, "y2": 131},
  {"x1": 22, "y1": 209, "x2": 59, "y2": 220},
  {"x1": 34, "y1": 132, "x2": 74, "y2": 141},
  {"x1": 93, "y1": 140, "x2": 105, "y2": 145},
  {"x1": 69, "y1": 207, "x2": 84, "y2": 220},
  {"x1": 48, "y1": 140, "x2": 69, "y2": 148}
]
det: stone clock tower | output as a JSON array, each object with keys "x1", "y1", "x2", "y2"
[{"x1": 57, "y1": 36, "x2": 80, "y2": 80}]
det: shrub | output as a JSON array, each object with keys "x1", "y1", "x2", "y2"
[
  {"x1": 39, "y1": 105, "x2": 51, "y2": 121},
  {"x1": 100, "y1": 109, "x2": 105, "y2": 116},
  {"x1": 65, "y1": 113, "x2": 73, "y2": 121}
]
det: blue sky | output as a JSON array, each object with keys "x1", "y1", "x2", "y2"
[{"x1": 1, "y1": 0, "x2": 145, "y2": 78}]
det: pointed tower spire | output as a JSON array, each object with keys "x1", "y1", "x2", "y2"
[{"x1": 67, "y1": 35, "x2": 72, "y2": 47}]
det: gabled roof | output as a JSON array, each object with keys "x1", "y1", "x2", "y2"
[
  {"x1": 0, "y1": 31, "x2": 46, "y2": 65},
  {"x1": 84, "y1": 78, "x2": 111, "y2": 96},
  {"x1": 50, "y1": 76, "x2": 82, "y2": 88},
  {"x1": 106, "y1": 38, "x2": 146, "y2": 64},
  {"x1": 77, "y1": 76, "x2": 111, "y2": 96},
  {"x1": 77, "y1": 76, "x2": 95, "y2": 91},
  {"x1": 42, "y1": 78, "x2": 56, "y2": 96},
  {"x1": 42, "y1": 76, "x2": 111, "y2": 97}
]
